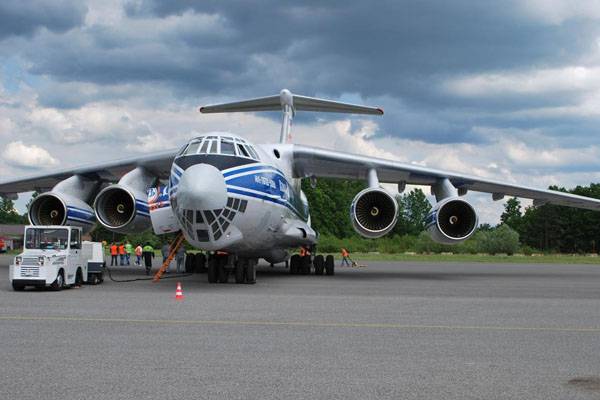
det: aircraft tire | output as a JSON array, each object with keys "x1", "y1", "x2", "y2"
[
  {"x1": 301, "y1": 256, "x2": 311, "y2": 275},
  {"x1": 185, "y1": 253, "x2": 195, "y2": 273},
  {"x1": 235, "y1": 260, "x2": 245, "y2": 284},
  {"x1": 290, "y1": 255, "x2": 300, "y2": 275},
  {"x1": 245, "y1": 261, "x2": 256, "y2": 284},
  {"x1": 325, "y1": 255, "x2": 335, "y2": 276},
  {"x1": 314, "y1": 255, "x2": 324, "y2": 275},
  {"x1": 196, "y1": 253, "x2": 207, "y2": 273},
  {"x1": 207, "y1": 257, "x2": 218, "y2": 283},
  {"x1": 217, "y1": 257, "x2": 228, "y2": 283}
]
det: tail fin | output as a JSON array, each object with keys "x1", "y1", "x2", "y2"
[{"x1": 199, "y1": 89, "x2": 383, "y2": 143}]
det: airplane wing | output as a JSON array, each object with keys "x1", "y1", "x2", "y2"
[
  {"x1": 0, "y1": 149, "x2": 178, "y2": 198},
  {"x1": 291, "y1": 144, "x2": 600, "y2": 211}
]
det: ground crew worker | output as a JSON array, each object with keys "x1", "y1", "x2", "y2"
[
  {"x1": 125, "y1": 241, "x2": 133, "y2": 265},
  {"x1": 341, "y1": 248, "x2": 351, "y2": 267},
  {"x1": 299, "y1": 246, "x2": 311, "y2": 257},
  {"x1": 161, "y1": 243, "x2": 171, "y2": 273},
  {"x1": 142, "y1": 242, "x2": 155, "y2": 275},
  {"x1": 118, "y1": 243, "x2": 126, "y2": 265},
  {"x1": 134, "y1": 244, "x2": 143, "y2": 266},
  {"x1": 176, "y1": 246, "x2": 186, "y2": 274},
  {"x1": 110, "y1": 243, "x2": 118, "y2": 266}
]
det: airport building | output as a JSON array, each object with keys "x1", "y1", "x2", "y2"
[{"x1": 0, "y1": 224, "x2": 25, "y2": 250}]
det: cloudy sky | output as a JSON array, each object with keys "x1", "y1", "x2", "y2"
[{"x1": 2, "y1": 0, "x2": 600, "y2": 223}]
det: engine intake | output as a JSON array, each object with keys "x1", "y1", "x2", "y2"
[
  {"x1": 28, "y1": 176, "x2": 98, "y2": 233},
  {"x1": 94, "y1": 185, "x2": 151, "y2": 233},
  {"x1": 426, "y1": 198, "x2": 478, "y2": 244},
  {"x1": 351, "y1": 188, "x2": 398, "y2": 238},
  {"x1": 93, "y1": 167, "x2": 155, "y2": 234},
  {"x1": 29, "y1": 194, "x2": 65, "y2": 226}
]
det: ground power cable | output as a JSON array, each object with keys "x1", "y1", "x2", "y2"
[{"x1": 104, "y1": 265, "x2": 193, "y2": 283}]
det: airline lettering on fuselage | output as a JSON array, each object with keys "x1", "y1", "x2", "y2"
[{"x1": 254, "y1": 175, "x2": 276, "y2": 189}]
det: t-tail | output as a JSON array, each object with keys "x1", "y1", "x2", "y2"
[{"x1": 199, "y1": 89, "x2": 384, "y2": 143}]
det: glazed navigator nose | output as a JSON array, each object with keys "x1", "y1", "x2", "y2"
[{"x1": 176, "y1": 164, "x2": 227, "y2": 210}]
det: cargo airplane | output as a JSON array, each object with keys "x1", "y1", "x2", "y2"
[{"x1": 2, "y1": 90, "x2": 600, "y2": 284}]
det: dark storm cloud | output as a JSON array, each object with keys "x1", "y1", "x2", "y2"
[
  {"x1": 0, "y1": 1, "x2": 87, "y2": 39},
  {"x1": 121, "y1": 0, "x2": 599, "y2": 98},
  {"x1": 5, "y1": 0, "x2": 600, "y2": 145}
]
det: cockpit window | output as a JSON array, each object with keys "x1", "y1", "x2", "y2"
[
  {"x1": 221, "y1": 138, "x2": 235, "y2": 155},
  {"x1": 181, "y1": 135, "x2": 260, "y2": 160},
  {"x1": 184, "y1": 141, "x2": 200, "y2": 155},
  {"x1": 236, "y1": 143, "x2": 250, "y2": 158},
  {"x1": 247, "y1": 145, "x2": 259, "y2": 160},
  {"x1": 208, "y1": 140, "x2": 218, "y2": 154},
  {"x1": 198, "y1": 140, "x2": 209, "y2": 154}
]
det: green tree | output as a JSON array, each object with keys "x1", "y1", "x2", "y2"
[
  {"x1": 395, "y1": 188, "x2": 431, "y2": 236},
  {"x1": 301, "y1": 178, "x2": 365, "y2": 238},
  {"x1": 478, "y1": 224, "x2": 520, "y2": 255},
  {"x1": 0, "y1": 197, "x2": 26, "y2": 224},
  {"x1": 500, "y1": 197, "x2": 522, "y2": 231}
]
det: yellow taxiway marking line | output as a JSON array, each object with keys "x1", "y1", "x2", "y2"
[{"x1": 0, "y1": 315, "x2": 599, "y2": 333}]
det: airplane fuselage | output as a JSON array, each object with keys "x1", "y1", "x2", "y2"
[{"x1": 168, "y1": 134, "x2": 316, "y2": 263}]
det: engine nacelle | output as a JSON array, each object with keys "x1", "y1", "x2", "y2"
[
  {"x1": 350, "y1": 188, "x2": 398, "y2": 238},
  {"x1": 94, "y1": 167, "x2": 155, "y2": 234},
  {"x1": 28, "y1": 176, "x2": 98, "y2": 234},
  {"x1": 425, "y1": 197, "x2": 478, "y2": 244}
]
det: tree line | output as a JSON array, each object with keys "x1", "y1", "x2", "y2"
[{"x1": 1, "y1": 179, "x2": 599, "y2": 254}]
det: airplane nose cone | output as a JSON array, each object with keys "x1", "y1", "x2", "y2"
[{"x1": 176, "y1": 164, "x2": 227, "y2": 210}]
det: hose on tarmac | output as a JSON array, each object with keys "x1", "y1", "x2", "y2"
[{"x1": 104, "y1": 265, "x2": 193, "y2": 283}]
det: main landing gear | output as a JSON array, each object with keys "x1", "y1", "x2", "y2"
[
  {"x1": 207, "y1": 254, "x2": 257, "y2": 284},
  {"x1": 289, "y1": 254, "x2": 334, "y2": 276}
]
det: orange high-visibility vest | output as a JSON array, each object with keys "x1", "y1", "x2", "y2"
[
  {"x1": 110, "y1": 245, "x2": 118, "y2": 256},
  {"x1": 118, "y1": 245, "x2": 125, "y2": 255}
]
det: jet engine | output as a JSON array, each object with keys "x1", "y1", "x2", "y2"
[
  {"x1": 28, "y1": 175, "x2": 98, "y2": 233},
  {"x1": 350, "y1": 187, "x2": 398, "y2": 238},
  {"x1": 425, "y1": 197, "x2": 478, "y2": 244},
  {"x1": 94, "y1": 167, "x2": 155, "y2": 234}
]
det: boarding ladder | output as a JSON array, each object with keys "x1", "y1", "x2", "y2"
[{"x1": 153, "y1": 232, "x2": 186, "y2": 282}]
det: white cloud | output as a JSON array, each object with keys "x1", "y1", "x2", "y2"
[
  {"x1": 2, "y1": 140, "x2": 59, "y2": 169},
  {"x1": 445, "y1": 66, "x2": 600, "y2": 98},
  {"x1": 519, "y1": 0, "x2": 600, "y2": 24}
]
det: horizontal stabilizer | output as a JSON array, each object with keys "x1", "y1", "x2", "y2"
[{"x1": 199, "y1": 89, "x2": 383, "y2": 115}]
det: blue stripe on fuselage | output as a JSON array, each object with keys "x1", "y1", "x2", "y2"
[
  {"x1": 225, "y1": 169, "x2": 307, "y2": 221},
  {"x1": 222, "y1": 164, "x2": 286, "y2": 178}
]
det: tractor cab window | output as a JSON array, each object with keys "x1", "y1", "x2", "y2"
[
  {"x1": 25, "y1": 228, "x2": 69, "y2": 250},
  {"x1": 70, "y1": 229, "x2": 81, "y2": 249}
]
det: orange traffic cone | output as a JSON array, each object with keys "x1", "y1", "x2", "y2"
[{"x1": 175, "y1": 282, "x2": 184, "y2": 300}]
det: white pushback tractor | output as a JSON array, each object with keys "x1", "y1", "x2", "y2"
[{"x1": 9, "y1": 225, "x2": 105, "y2": 291}]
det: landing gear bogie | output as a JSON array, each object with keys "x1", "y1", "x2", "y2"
[
  {"x1": 289, "y1": 253, "x2": 334, "y2": 277},
  {"x1": 208, "y1": 255, "x2": 257, "y2": 284}
]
